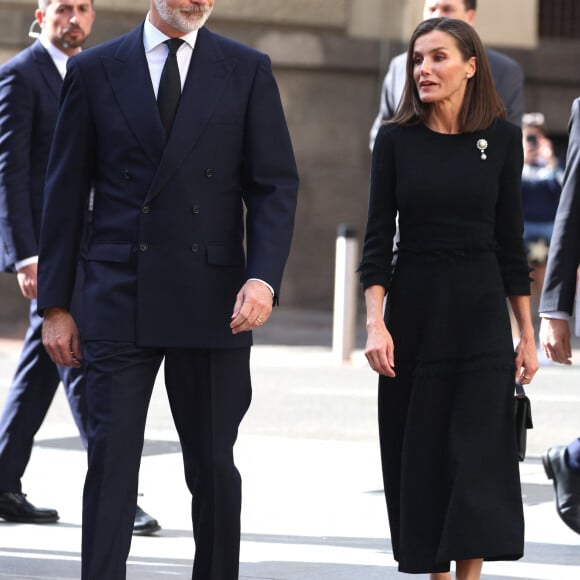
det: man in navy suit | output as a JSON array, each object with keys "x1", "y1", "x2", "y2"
[
  {"x1": 38, "y1": 0, "x2": 298, "y2": 577},
  {"x1": 539, "y1": 97, "x2": 580, "y2": 535},
  {"x1": 369, "y1": 0, "x2": 524, "y2": 149},
  {"x1": 0, "y1": 0, "x2": 159, "y2": 534}
]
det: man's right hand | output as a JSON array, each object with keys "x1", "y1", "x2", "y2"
[
  {"x1": 42, "y1": 307, "x2": 82, "y2": 367},
  {"x1": 16, "y1": 263, "x2": 38, "y2": 299},
  {"x1": 540, "y1": 317, "x2": 572, "y2": 365}
]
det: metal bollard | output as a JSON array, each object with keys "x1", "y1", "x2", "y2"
[{"x1": 332, "y1": 224, "x2": 359, "y2": 363}]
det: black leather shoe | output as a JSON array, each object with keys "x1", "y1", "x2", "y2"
[
  {"x1": 0, "y1": 492, "x2": 59, "y2": 524},
  {"x1": 133, "y1": 505, "x2": 160, "y2": 536},
  {"x1": 543, "y1": 445, "x2": 580, "y2": 534}
]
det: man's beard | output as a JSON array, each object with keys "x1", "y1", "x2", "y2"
[
  {"x1": 152, "y1": 0, "x2": 213, "y2": 33},
  {"x1": 58, "y1": 27, "x2": 86, "y2": 50}
]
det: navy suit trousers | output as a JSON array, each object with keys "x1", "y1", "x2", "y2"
[{"x1": 80, "y1": 341, "x2": 251, "y2": 580}]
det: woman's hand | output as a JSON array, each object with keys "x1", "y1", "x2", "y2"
[
  {"x1": 514, "y1": 332, "x2": 539, "y2": 385},
  {"x1": 509, "y1": 295, "x2": 539, "y2": 385},
  {"x1": 365, "y1": 319, "x2": 396, "y2": 377}
]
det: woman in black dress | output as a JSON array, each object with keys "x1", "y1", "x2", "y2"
[{"x1": 359, "y1": 18, "x2": 539, "y2": 580}]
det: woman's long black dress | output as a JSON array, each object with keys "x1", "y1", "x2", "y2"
[{"x1": 359, "y1": 120, "x2": 530, "y2": 574}]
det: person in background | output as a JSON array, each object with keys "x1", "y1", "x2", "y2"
[
  {"x1": 359, "y1": 17, "x2": 538, "y2": 579},
  {"x1": 37, "y1": 0, "x2": 298, "y2": 577},
  {"x1": 369, "y1": 0, "x2": 524, "y2": 150},
  {"x1": 539, "y1": 98, "x2": 580, "y2": 536},
  {"x1": 521, "y1": 112, "x2": 564, "y2": 312},
  {"x1": 0, "y1": 0, "x2": 159, "y2": 534}
]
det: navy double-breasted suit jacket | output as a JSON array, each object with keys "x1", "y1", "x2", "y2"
[
  {"x1": 38, "y1": 25, "x2": 298, "y2": 349},
  {"x1": 0, "y1": 41, "x2": 62, "y2": 272}
]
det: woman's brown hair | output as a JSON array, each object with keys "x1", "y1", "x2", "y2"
[{"x1": 390, "y1": 17, "x2": 505, "y2": 132}]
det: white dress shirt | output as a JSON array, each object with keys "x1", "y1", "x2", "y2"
[
  {"x1": 539, "y1": 311, "x2": 569, "y2": 320},
  {"x1": 40, "y1": 35, "x2": 69, "y2": 79},
  {"x1": 142, "y1": 17, "x2": 274, "y2": 298},
  {"x1": 143, "y1": 15, "x2": 197, "y2": 95}
]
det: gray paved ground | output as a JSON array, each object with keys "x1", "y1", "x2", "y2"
[{"x1": 0, "y1": 307, "x2": 580, "y2": 579}]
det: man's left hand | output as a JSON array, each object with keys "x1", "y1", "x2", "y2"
[
  {"x1": 230, "y1": 280, "x2": 273, "y2": 334},
  {"x1": 540, "y1": 317, "x2": 572, "y2": 365}
]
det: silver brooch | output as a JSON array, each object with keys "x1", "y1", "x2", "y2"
[{"x1": 476, "y1": 138, "x2": 488, "y2": 160}]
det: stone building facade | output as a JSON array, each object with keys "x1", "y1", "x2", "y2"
[{"x1": 0, "y1": 0, "x2": 578, "y2": 327}]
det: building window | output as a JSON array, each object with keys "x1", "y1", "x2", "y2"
[{"x1": 539, "y1": 0, "x2": 580, "y2": 38}]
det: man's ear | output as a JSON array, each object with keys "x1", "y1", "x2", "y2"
[{"x1": 34, "y1": 8, "x2": 45, "y2": 28}]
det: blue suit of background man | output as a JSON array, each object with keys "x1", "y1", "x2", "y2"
[
  {"x1": 539, "y1": 98, "x2": 580, "y2": 535},
  {"x1": 0, "y1": 40, "x2": 88, "y2": 503}
]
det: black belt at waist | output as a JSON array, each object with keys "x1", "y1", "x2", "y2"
[{"x1": 395, "y1": 245, "x2": 495, "y2": 263}]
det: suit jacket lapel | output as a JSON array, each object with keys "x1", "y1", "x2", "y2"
[
  {"x1": 146, "y1": 27, "x2": 235, "y2": 200},
  {"x1": 101, "y1": 24, "x2": 165, "y2": 166},
  {"x1": 32, "y1": 41, "x2": 63, "y2": 99}
]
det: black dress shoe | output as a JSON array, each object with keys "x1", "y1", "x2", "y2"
[
  {"x1": 0, "y1": 492, "x2": 59, "y2": 524},
  {"x1": 543, "y1": 445, "x2": 580, "y2": 534},
  {"x1": 133, "y1": 505, "x2": 161, "y2": 536}
]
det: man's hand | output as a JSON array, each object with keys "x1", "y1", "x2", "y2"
[
  {"x1": 42, "y1": 307, "x2": 82, "y2": 367},
  {"x1": 230, "y1": 280, "x2": 273, "y2": 334},
  {"x1": 540, "y1": 317, "x2": 572, "y2": 365},
  {"x1": 16, "y1": 263, "x2": 38, "y2": 299}
]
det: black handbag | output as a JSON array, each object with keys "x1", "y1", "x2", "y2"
[{"x1": 514, "y1": 381, "x2": 533, "y2": 462}]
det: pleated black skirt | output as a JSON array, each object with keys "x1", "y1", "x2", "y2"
[{"x1": 379, "y1": 252, "x2": 524, "y2": 573}]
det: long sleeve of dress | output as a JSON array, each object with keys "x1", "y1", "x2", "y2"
[
  {"x1": 359, "y1": 124, "x2": 398, "y2": 291},
  {"x1": 493, "y1": 123, "x2": 531, "y2": 296}
]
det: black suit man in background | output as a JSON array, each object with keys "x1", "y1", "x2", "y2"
[
  {"x1": 38, "y1": 0, "x2": 298, "y2": 577},
  {"x1": 0, "y1": 0, "x2": 159, "y2": 534},
  {"x1": 369, "y1": 0, "x2": 524, "y2": 149},
  {"x1": 539, "y1": 97, "x2": 580, "y2": 536}
]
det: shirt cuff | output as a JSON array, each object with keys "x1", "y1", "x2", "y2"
[
  {"x1": 248, "y1": 278, "x2": 275, "y2": 296},
  {"x1": 539, "y1": 311, "x2": 570, "y2": 320},
  {"x1": 15, "y1": 255, "x2": 38, "y2": 271}
]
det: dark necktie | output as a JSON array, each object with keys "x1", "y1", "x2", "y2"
[{"x1": 157, "y1": 38, "x2": 185, "y2": 137}]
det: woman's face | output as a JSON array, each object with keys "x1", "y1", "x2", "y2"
[{"x1": 412, "y1": 30, "x2": 476, "y2": 109}]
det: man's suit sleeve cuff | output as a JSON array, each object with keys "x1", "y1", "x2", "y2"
[
  {"x1": 15, "y1": 255, "x2": 38, "y2": 271},
  {"x1": 247, "y1": 278, "x2": 275, "y2": 296},
  {"x1": 539, "y1": 311, "x2": 570, "y2": 320}
]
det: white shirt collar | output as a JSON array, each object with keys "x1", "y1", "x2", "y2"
[
  {"x1": 39, "y1": 35, "x2": 72, "y2": 79},
  {"x1": 143, "y1": 13, "x2": 199, "y2": 53}
]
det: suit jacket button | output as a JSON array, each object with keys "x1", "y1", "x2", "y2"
[
  {"x1": 142, "y1": 205, "x2": 150, "y2": 214},
  {"x1": 192, "y1": 205, "x2": 200, "y2": 214},
  {"x1": 205, "y1": 168, "x2": 214, "y2": 178},
  {"x1": 191, "y1": 243, "x2": 199, "y2": 253},
  {"x1": 123, "y1": 170, "x2": 133, "y2": 181},
  {"x1": 139, "y1": 243, "x2": 148, "y2": 252}
]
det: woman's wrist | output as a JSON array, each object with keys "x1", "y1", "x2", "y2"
[{"x1": 518, "y1": 327, "x2": 535, "y2": 341}]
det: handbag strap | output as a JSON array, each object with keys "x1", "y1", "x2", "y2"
[{"x1": 515, "y1": 380, "x2": 526, "y2": 397}]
